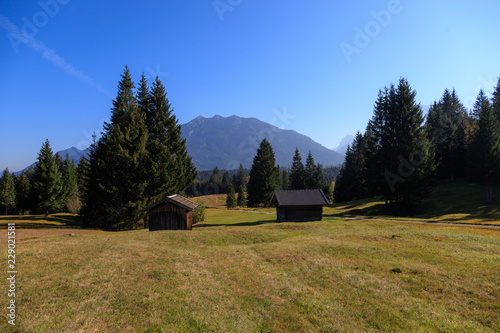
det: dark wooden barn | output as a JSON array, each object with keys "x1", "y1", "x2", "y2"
[
  {"x1": 271, "y1": 189, "x2": 329, "y2": 222},
  {"x1": 142, "y1": 194, "x2": 199, "y2": 231}
]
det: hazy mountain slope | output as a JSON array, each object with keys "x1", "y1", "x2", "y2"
[{"x1": 181, "y1": 115, "x2": 343, "y2": 170}]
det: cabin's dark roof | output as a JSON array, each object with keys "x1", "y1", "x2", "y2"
[
  {"x1": 142, "y1": 194, "x2": 199, "y2": 212},
  {"x1": 271, "y1": 189, "x2": 329, "y2": 206}
]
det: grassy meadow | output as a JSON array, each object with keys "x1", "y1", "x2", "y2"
[
  {"x1": 328, "y1": 181, "x2": 500, "y2": 225},
  {"x1": 1, "y1": 202, "x2": 500, "y2": 332}
]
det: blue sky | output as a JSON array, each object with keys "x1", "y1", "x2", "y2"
[{"x1": 1, "y1": 0, "x2": 499, "y2": 171}]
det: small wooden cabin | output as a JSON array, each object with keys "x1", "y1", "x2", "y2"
[
  {"x1": 271, "y1": 189, "x2": 329, "y2": 222},
  {"x1": 142, "y1": 194, "x2": 199, "y2": 231}
]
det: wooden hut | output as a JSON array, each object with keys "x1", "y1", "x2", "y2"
[
  {"x1": 142, "y1": 194, "x2": 199, "y2": 231},
  {"x1": 271, "y1": 189, "x2": 329, "y2": 222}
]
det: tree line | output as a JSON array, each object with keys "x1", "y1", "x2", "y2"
[
  {"x1": 0, "y1": 67, "x2": 196, "y2": 230},
  {"x1": 241, "y1": 139, "x2": 334, "y2": 208},
  {"x1": 334, "y1": 77, "x2": 500, "y2": 212},
  {"x1": 0, "y1": 142, "x2": 80, "y2": 216}
]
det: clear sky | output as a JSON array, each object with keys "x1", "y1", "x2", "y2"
[{"x1": 1, "y1": 0, "x2": 499, "y2": 172}]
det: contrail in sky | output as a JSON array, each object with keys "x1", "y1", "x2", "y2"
[{"x1": 0, "y1": 14, "x2": 113, "y2": 99}]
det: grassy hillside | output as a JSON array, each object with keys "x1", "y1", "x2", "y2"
[
  {"x1": 1, "y1": 210, "x2": 499, "y2": 332},
  {"x1": 328, "y1": 181, "x2": 500, "y2": 225}
]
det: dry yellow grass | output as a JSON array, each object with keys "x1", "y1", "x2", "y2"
[{"x1": 1, "y1": 213, "x2": 499, "y2": 332}]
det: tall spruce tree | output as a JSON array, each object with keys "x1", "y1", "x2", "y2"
[
  {"x1": 15, "y1": 171, "x2": 30, "y2": 215},
  {"x1": 0, "y1": 169, "x2": 16, "y2": 215},
  {"x1": 304, "y1": 152, "x2": 316, "y2": 189},
  {"x1": 237, "y1": 185, "x2": 247, "y2": 207},
  {"x1": 333, "y1": 133, "x2": 366, "y2": 202},
  {"x1": 77, "y1": 155, "x2": 89, "y2": 200},
  {"x1": 30, "y1": 139, "x2": 63, "y2": 215},
  {"x1": 468, "y1": 89, "x2": 500, "y2": 203},
  {"x1": 364, "y1": 79, "x2": 433, "y2": 211},
  {"x1": 426, "y1": 89, "x2": 468, "y2": 181},
  {"x1": 143, "y1": 76, "x2": 196, "y2": 202},
  {"x1": 60, "y1": 154, "x2": 79, "y2": 213},
  {"x1": 289, "y1": 148, "x2": 306, "y2": 190},
  {"x1": 83, "y1": 67, "x2": 149, "y2": 230},
  {"x1": 233, "y1": 163, "x2": 247, "y2": 191},
  {"x1": 492, "y1": 78, "x2": 500, "y2": 120},
  {"x1": 225, "y1": 183, "x2": 236, "y2": 209},
  {"x1": 247, "y1": 139, "x2": 279, "y2": 207}
]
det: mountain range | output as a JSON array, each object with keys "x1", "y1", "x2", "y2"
[{"x1": 17, "y1": 115, "x2": 344, "y2": 173}]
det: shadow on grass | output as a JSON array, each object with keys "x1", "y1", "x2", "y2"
[
  {"x1": 327, "y1": 181, "x2": 500, "y2": 224},
  {"x1": 0, "y1": 214, "x2": 83, "y2": 229},
  {"x1": 193, "y1": 219, "x2": 277, "y2": 228}
]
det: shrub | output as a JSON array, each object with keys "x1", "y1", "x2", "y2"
[{"x1": 192, "y1": 204, "x2": 206, "y2": 224}]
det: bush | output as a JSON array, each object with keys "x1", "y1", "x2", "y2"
[{"x1": 192, "y1": 204, "x2": 206, "y2": 224}]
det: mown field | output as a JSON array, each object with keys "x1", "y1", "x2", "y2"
[
  {"x1": 0, "y1": 205, "x2": 499, "y2": 332},
  {"x1": 328, "y1": 181, "x2": 500, "y2": 226}
]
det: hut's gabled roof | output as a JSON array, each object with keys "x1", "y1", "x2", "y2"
[
  {"x1": 271, "y1": 189, "x2": 329, "y2": 206},
  {"x1": 142, "y1": 194, "x2": 199, "y2": 212}
]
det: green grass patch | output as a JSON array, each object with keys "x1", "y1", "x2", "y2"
[
  {"x1": 328, "y1": 180, "x2": 500, "y2": 225},
  {"x1": 1, "y1": 213, "x2": 499, "y2": 332}
]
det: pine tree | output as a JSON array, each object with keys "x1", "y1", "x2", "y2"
[
  {"x1": 468, "y1": 89, "x2": 500, "y2": 203},
  {"x1": 426, "y1": 89, "x2": 468, "y2": 181},
  {"x1": 233, "y1": 163, "x2": 247, "y2": 191},
  {"x1": 226, "y1": 183, "x2": 236, "y2": 209},
  {"x1": 144, "y1": 76, "x2": 196, "y2": 202},
  {"x1": 30, "y1": 139, "x2": 63, "y2": 215},
  {"x1": 60, "y1": 154, "x2": 79, "y2": 213},
  {"x1": 313, "y1": 163, "x2": 324, "y2": 190},
  {"x1": 289, "y1": 148, "x2": 306, "y2": 190},
  {"x1": 237, "y1": 185, "x2": 247, "y2": 207},
  {"x1": 0, "y1": 169, "x2": 16, "y2": 215},
  {"x1": 492, "y1": 78, "x2": 500, "y2": 120},
  {"x1": 222, "y1": 171, "x2": 232, "y2": 193},
  {"x1": 210, "y1": 167, "x2": 222, "y2": 185},
  {"x1": 247, "y1": 139, "x2": 279, "y2": 207},
  {"x1": 364, "y1": 79, "x2": 434, "y2": 211},
  {"x1": 304, "y1": 152, "x2": 316, "y2": 189},
  {"x1": 15, "y1": 171, "x2": 30, "y2": 215},
  {"x1": 334, "y1": 132, "x2": 367, "y2": 202},
  {"x1": 76, "y1": 155, "x2": 89, "y2": 200},
  {"x1": 83, "y1": 67, "x2": 149, "y2": 230}
]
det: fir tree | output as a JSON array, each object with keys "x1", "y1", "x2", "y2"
[
  {"x1": 144, "y1": 76, "x2": 196, "y2": 202},
  {"x1": 426, "y1": 89, "x2": 468, "y2": 181},
  {"x1": 233, "y1": 163, "x2": 247, "y2": 191},
  {"x1": 333, "y1": 132, "x2": 366, "y2": 202},
  {"x1": 60, "y1": 154, "x2": 79, "y2": 213},
  {"x1": 222, "y1": 171, "x2": 232, "y2": 193},
  {"x1": 30, "y1": 139, "x2": 63, "y2": 215},
  {"x1": 247, "y1": 139, "x2": 279, "y2": 207},
  {"x1": 15, "y1": 171, "x2": 30, "y2": 215},
  {"x1": 304, "y1": 152, "x2": 316, "y2": 189},
  {"x1": 226, "y1": 183, "x2": 236, "y2": 209},
  {"x1": 289, "y1": 148, "x2": 306, "y2": 190},
  {"x1": 83, "y1": 67, "x2": 149, "y2": 230},
  {"x1": 364, "y1": 79, "x2": 434, "y2": 211},
  {"x1": 77, "y1": 155, "x2": 90, "y2": 200},
  {"x1": 210, "y1": 167, "x2": 222, "y2": 184},
  {"x1": 0, "y1": 168, "x2": 16, "y2": 215},
  {"x1": 468, "y1": 90, "x2": 500, "y2": 203},
  {"x1": 492, "y1": 78, "x2": 500, "y2": 120},
  {"x1": 237, "y1": 185, "x2": 247, "y2": 207}
]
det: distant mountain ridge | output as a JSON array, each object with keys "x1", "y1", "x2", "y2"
[
  {"x1": 181, "y1": 115, "x2": 344, "y2": 170},
  {"x1": 16, "y1": 115, "x2": 343, "y2": 173}
]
